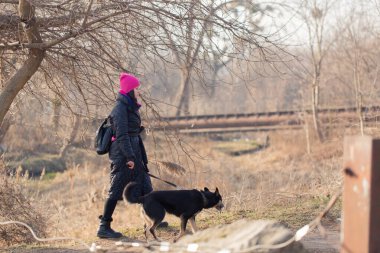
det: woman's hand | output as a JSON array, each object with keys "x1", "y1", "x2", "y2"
[{"x1": 127, "y1": 161, "x2": 135, "y2": 169}]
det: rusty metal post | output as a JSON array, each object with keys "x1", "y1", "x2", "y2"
[{"x1": 341, "y1": 136, "x2": 380, "y2": 253}]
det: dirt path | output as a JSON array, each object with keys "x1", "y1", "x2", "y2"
[
  {"x1": 5, "y1": 231, "x2": 340, "y2": 253},
  {"x1": 302, "y1": 230, "x2": 340, "y2": 253}
]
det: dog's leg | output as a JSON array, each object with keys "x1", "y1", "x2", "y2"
[
  {"x1": 149, "y1": 220, "x2": 162, "y2": 242},
  {"x1": 141, "y1": 208, "x2": 151, "y2": 241},
  {"x1": 189, "y1": 216, "x2": 198, "y2": 234},
  {"x1": 146, "y1": 204, "x2": 165, "y2": 242},
  {"x1": 174, "y1": 215, "x2": 189, "y2": 242},
  {"x1": 143, "y1": 223, "x2": 148, "y2": 240}
]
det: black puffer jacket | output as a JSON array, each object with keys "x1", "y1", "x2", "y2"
[{"x1": 108, "y1": 94, "x2": 147, "y2": 165}]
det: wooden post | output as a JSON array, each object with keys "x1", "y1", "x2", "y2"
[{"x1": 341, "y1": 136, "x2": 380, "y2": 253}]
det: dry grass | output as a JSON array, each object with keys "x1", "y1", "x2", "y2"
[
  {"x1": 1, "y1": 128, "x2": 351, "y2": 250},
  {"x1": 148, "y1": 130, "x2": 344, "y2": 210},
  {"x1": 152, "y1": 160, "x2": 186, "y2": 176},
  {"x1": 0, "y1": 158, "x2": 47, "y2": 247}
]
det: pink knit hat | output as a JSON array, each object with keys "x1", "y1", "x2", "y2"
[{"x1": 119, "y1": 73, "x2": 140, "y2": 95}]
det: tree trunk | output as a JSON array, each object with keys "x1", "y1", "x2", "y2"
[
  {"x1": 300, "y1": 95, "x2": 311, "y2": 154},
  {"x1": 354, "y1": 68, "x2": 364, "y2": 135},
  {"x1": 311, "y1": 79, "x2": 323, "y2": 142},
  {"x1": 357, "y1": 99, "x2": 364, "y2": 136},
  {"x1": 0, "y1": 49, "x2": 44, "y2": 128},
  {"x1": 52, "y1": 95, "x2": 62, "y2": 132},
  {"x1": 0, "y1": 0, "x2": 44, "y2": 128},
  {"x1": 0, "y1": 115, "x2": 13, "y2": 145},
  {"x1": 59, "y1": 114, "x2": 81, "y2": 158},
  {"x1": 0, "y1": 53, "x2": 13, "y2": 144},
  {"x1": 304, "y1": 114, "x2": 311, "y2": 154},
  {"x1": 209, "y1": 71, "x2": 218, "y2": 97},
  {"x1": 176, "y1": 68, "x2": 191, "y2": 116},
  {"x1": 0, "y1": 57, "x2": 8, "y2": 89},
  {"x1": 209, "y1": 63, "x2": 224, "y2": 97}
]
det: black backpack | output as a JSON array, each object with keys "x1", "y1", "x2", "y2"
[{"x1": 95, "y1": 116, "x2": 114, "y2": 155}]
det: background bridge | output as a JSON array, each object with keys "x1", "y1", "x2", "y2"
[{"x1": 157, "y1": 106, "x2": 380, "y2": 134}]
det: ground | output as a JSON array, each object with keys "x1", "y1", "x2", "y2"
[
  {"x1": 1, "y1": 131, "x2": 346, "y2": 252},
  {"x1": 3, "y1": 209, "x2": 341, "y2": 253},
  {"x1": 4, "y1": 229, "x2": 340, "y2": 253}
]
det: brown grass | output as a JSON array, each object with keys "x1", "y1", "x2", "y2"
[
  {"x1": 1, "y1": 127, "x2": 358, "y2": 249},
  {"x1": 0, "y1": 159, "x2": 47, "y2": 246}
]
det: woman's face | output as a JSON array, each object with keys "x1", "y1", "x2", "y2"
[{"x1": 134, "y1": 88, "x2": 141, "y2": 99}]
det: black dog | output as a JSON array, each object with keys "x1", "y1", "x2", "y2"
[{"x1": 123, "y1": 182, "x2": 224, "y2": 241}]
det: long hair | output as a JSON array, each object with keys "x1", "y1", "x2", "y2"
[{"x1": 127, "y1": 90, "x2": 138, "y2": 104}]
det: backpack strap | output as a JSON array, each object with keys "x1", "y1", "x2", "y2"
[
  {"x1": 100, "y1": 117, "x2": 108, "y2": 126},
  {"x1": 108, "y1": 115, "x2": 115, "y2": 135}
]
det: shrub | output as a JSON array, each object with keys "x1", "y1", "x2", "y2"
[{"x1": 0, "y1": 159, "x2": 47, "y2": 246}]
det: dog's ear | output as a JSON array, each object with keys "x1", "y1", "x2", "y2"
[
  {"x1": 215, "y1": 187, "x2": 220, "y2": 196},
  {"x1": 204, "y1": 187, "x2": 210, "y2": 192}
]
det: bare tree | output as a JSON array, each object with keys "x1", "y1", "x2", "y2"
[
  {"x1": 153, "y1": 1, "x2": 270, "y2": 116},
  {"x1": 299, "y1": 0, "x2": 336, "y2": 142},
  {"x1": 156, "y1": 1, "x2": 208, "y2": 116},
  {"x1": 330, "y1": 1, "x2": 380, "y2": 135},
  {"x1": 0, "y1": 0, "x2": 279, "y2": 130},
  {"x1": 0, "y1": 0, "x2": 44, "y2": 128}
]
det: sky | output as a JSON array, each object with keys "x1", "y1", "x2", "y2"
[{"x1": 256, "y1": 0, "x2": 380, "y2": 47}]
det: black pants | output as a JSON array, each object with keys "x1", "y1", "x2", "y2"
[
  {"x1": 102, "y1": 136, "x2": 153, "y2": 220},
  {"x1": 101, "y1": 171, "x2": 152, "y2": 221}
]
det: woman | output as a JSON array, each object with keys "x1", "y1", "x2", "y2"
[{"x1": 97, "y1": 73, "x2": 153, "y2": 238}]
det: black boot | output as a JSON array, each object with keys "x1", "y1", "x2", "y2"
[{"x1": 97, "y1": 216, "x2": 123, "y2": 239}]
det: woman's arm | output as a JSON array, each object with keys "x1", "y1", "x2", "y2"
[{"x1": 111, "y1": 103, "x2": 136, "y2": 163}]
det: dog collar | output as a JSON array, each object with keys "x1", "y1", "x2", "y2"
[{"x1": 200, "y1": 191, "x2": 208, "y2": 207}]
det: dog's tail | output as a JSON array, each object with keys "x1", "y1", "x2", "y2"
[{"x1": 123, "y1": 182, "x2": 144, "y2": 204}]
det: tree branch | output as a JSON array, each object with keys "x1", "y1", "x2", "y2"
[
  {"x1": 0, "y1": 0, "x2": 18, "y2": 4},
  {"x1": 80, "y1": 0, "x2": 94, "y2": 29},
  {"x1": 0, "y1": 0, "x2": 45, "y2": 127}
]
